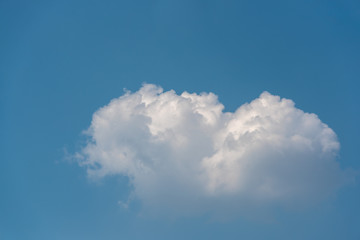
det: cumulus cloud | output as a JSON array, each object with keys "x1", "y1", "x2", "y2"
[{"x1": 78, "y1": 84, "x2": 351, "y2": 216}]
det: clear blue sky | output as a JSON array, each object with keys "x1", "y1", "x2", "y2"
[{"x1": 1, "y1": 0, "x2": 359, "y2": 239}]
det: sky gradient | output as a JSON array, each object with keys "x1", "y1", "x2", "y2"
[{"x1": 1, "y1": 0, "x2": 360, "y2": 239}]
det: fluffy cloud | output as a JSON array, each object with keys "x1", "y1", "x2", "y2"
[{"x1": 78, "y1": 84, "x2": 350, "y2": 216}]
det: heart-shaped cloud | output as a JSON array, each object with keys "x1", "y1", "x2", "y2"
[{"x1": 78, "y1": 84, "x2": 351, "y2": 216}]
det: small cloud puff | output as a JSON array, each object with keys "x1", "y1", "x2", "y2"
[{"x1": 78, "y1": 84, "x2": 351, "y2": 216}]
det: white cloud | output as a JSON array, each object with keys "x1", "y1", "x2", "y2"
[{"x1": 78, "y1": 84, "x2": 351, "y2": 216}]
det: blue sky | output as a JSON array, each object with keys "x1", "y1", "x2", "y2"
[{"x1": 1, "y1": 0, "x2": 360, "y2": 239}]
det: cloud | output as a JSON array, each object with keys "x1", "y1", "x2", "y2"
[{"x1": 78, "y1": 84, "x2": 351, "y2": 216}]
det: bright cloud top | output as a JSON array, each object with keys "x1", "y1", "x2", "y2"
[{"x1": 79, "y1": 84, "x2": 349, "y2": 215}]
